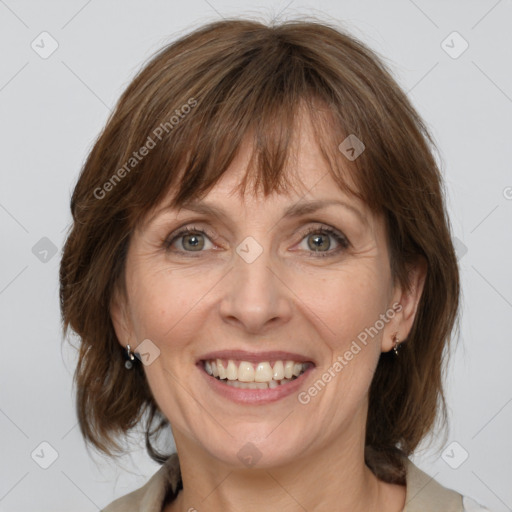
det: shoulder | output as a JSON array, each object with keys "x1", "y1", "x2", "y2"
[
  {"x1": 101, "y1": 453, "x2": 181, "y2": 512},
  {"x1": 462, "y1": 495, "x2": 493, "y2": 511},
  {"x1": 403, "y1": 458, "x2": 492, "y2": 512}
]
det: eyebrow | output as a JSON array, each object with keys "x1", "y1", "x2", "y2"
[{"x1": 173, "y1": 198, "x2": 368, "y2": 226}]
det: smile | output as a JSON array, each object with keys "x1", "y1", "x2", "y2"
[
  {"x1": 197, "y1": 350, "x2": 316, "y2": 404},
  {"x1": 202, "y1": 359, "x2": 313, "y2": 389}
]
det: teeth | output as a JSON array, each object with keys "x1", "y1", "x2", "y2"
[
  {"x1": 272, "y1": 360, "x2": 284, "y2": 380},
  {"x1": 292, "y1": 363, "x2": 303, "y2": 377},
  {"x1": 284, "y1": 361, "x2": 294, "y2": 379},
  {"x1": 217, "y1": 359, "x2": 227, "y2": 379},
  {"x1": 225, "y1": 379, "x2": 294, "y2": 389},
  {"x1": 203, "y1": 358, "x2": 309, "y2": 384},
  {"x1": 238, "y1": 361, "x2": 255, "y2": 382},
  {"x1": 226, "y1": 360, "x2": 238, "y2": 380},
  {"x1": 255, "y1": 362, "x2": 273, "y2": 382}
]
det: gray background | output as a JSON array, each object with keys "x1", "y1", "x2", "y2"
[{"x1": 1, "y1": 0, "x2": 511, "y2": 510}]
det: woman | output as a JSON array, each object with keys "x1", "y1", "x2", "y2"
[{"x1": 60, "y1": 18, "x2": 491, "y2": 512}]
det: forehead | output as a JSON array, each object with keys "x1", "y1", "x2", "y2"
[
  {"x1": 144, "y1": 132, "x2": 372, "y2": 237},
  {"x1": 199, "y1": 137, "x2": 362, "y2": 216},
  {"x1": 139, "y1": 105, "x2": 371, "y2": 232},
  {"x1": 213, "y1": 113, "x2": 352, "y2": 194},
  {"x1": 217, "y1": 121, "x2": 336, "y2": 196}
]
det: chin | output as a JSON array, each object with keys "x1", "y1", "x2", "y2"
[{"x1": 201, "y1": 427, "x2": 305, "y2": 470}]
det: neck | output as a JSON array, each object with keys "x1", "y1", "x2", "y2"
[{"x1": 165, "y1": 418, "x2": 400, "y2": 512}]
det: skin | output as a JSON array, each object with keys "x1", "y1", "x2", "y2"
[{"x1": 111, "y1": 113, "x2": 426, "y2": 512}]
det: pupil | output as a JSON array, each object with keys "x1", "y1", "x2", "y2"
[
  {"x1": 185, "y1": 234, "x2": 203, "y2": 250},
  {"x1": 310, "y1": 233, "x2": 328, "y2": 251}
]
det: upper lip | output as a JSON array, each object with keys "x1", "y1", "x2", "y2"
[{"x1": 197, "y1": 350, "x2": 316, "y2": 365}]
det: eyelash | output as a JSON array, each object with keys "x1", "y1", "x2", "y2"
[{"x1": 163, "y1": 224, "x2": 350, "y2": 258}]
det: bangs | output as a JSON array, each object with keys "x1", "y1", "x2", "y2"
[
  {"x1": 110, "y1": 31, "x2": 372, "y2": 232},
  {"x1": 136, "y1": 99, "x2": 366, "y2": 230}
]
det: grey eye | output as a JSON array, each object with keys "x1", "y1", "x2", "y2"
[
  {"x1": 306, "y1": 232, "x2": 331, "y2": 252},
  {"x1": 181, "y1": 232, "x2": 205, "y2": 251}
]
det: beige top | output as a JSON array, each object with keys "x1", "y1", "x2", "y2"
[{"x1": 101, "y1": 453, "x2": 487, "y2": 512}]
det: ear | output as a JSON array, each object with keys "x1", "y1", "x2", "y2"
[
  {"x1": 381, "y1": 257, "x2": 427, "y2": 352},
  {"x1": 110, "y1": 285, "x2": 133, "y2": 349}
]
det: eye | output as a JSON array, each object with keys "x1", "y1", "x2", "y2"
[
  {"x1": 163, "y1": 223, "x2": 350, "y2": 257},
  {"x1": 164, "y1": 225, "x2": 215, "y2": 253},
  {"x1": 296, "y1": 225, "x2": 350, "y2": 257}
]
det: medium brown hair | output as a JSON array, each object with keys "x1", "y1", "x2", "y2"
[{"x1": 60, "y1": 17, "x2": 460, "y2": 483}]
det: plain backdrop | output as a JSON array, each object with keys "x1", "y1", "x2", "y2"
[{"x1": 1, "y1": 0, "x2": 511, "y2": 510}]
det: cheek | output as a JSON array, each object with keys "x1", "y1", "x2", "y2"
[
  {"x1": 292, "y1": 263, "x2": 390, "y2": 412},
  {"x1": 293, "y1": 263, "x2": 390, "y2": 345},
  {"x1": 126, "y1": 262, "x2": 221, "y2": 344}
]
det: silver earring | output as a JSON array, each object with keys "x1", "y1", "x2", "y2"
[
  {"x1": 393, "y1": 334, "x2": 401, "y2": 356},
  {"x1": 125, "y1": 344, "x2": 135, "y2": 369}
]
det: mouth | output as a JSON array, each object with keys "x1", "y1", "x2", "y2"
[{"x1": 197, "y1": 350, "x2": 316, "y2": 393}]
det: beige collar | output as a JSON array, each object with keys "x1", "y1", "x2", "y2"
[
  {"x1": 102, "y1": 453, "x2": 463, "y2": 512},
  {"x1": 403, "y1": 458, "x2": 463, "y2": 511}
]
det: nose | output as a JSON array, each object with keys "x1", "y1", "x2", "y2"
[{"x1": 218, "y1": 241, "x2": 293, "y2": 335}]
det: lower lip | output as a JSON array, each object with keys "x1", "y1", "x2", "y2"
[{"x1": 197, "y1": 363, "x2": 314, "y2": 404}]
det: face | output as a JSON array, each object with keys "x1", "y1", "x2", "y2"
[{"x1": 111, "y1": 116, "x2": 421, "y2": 469}]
